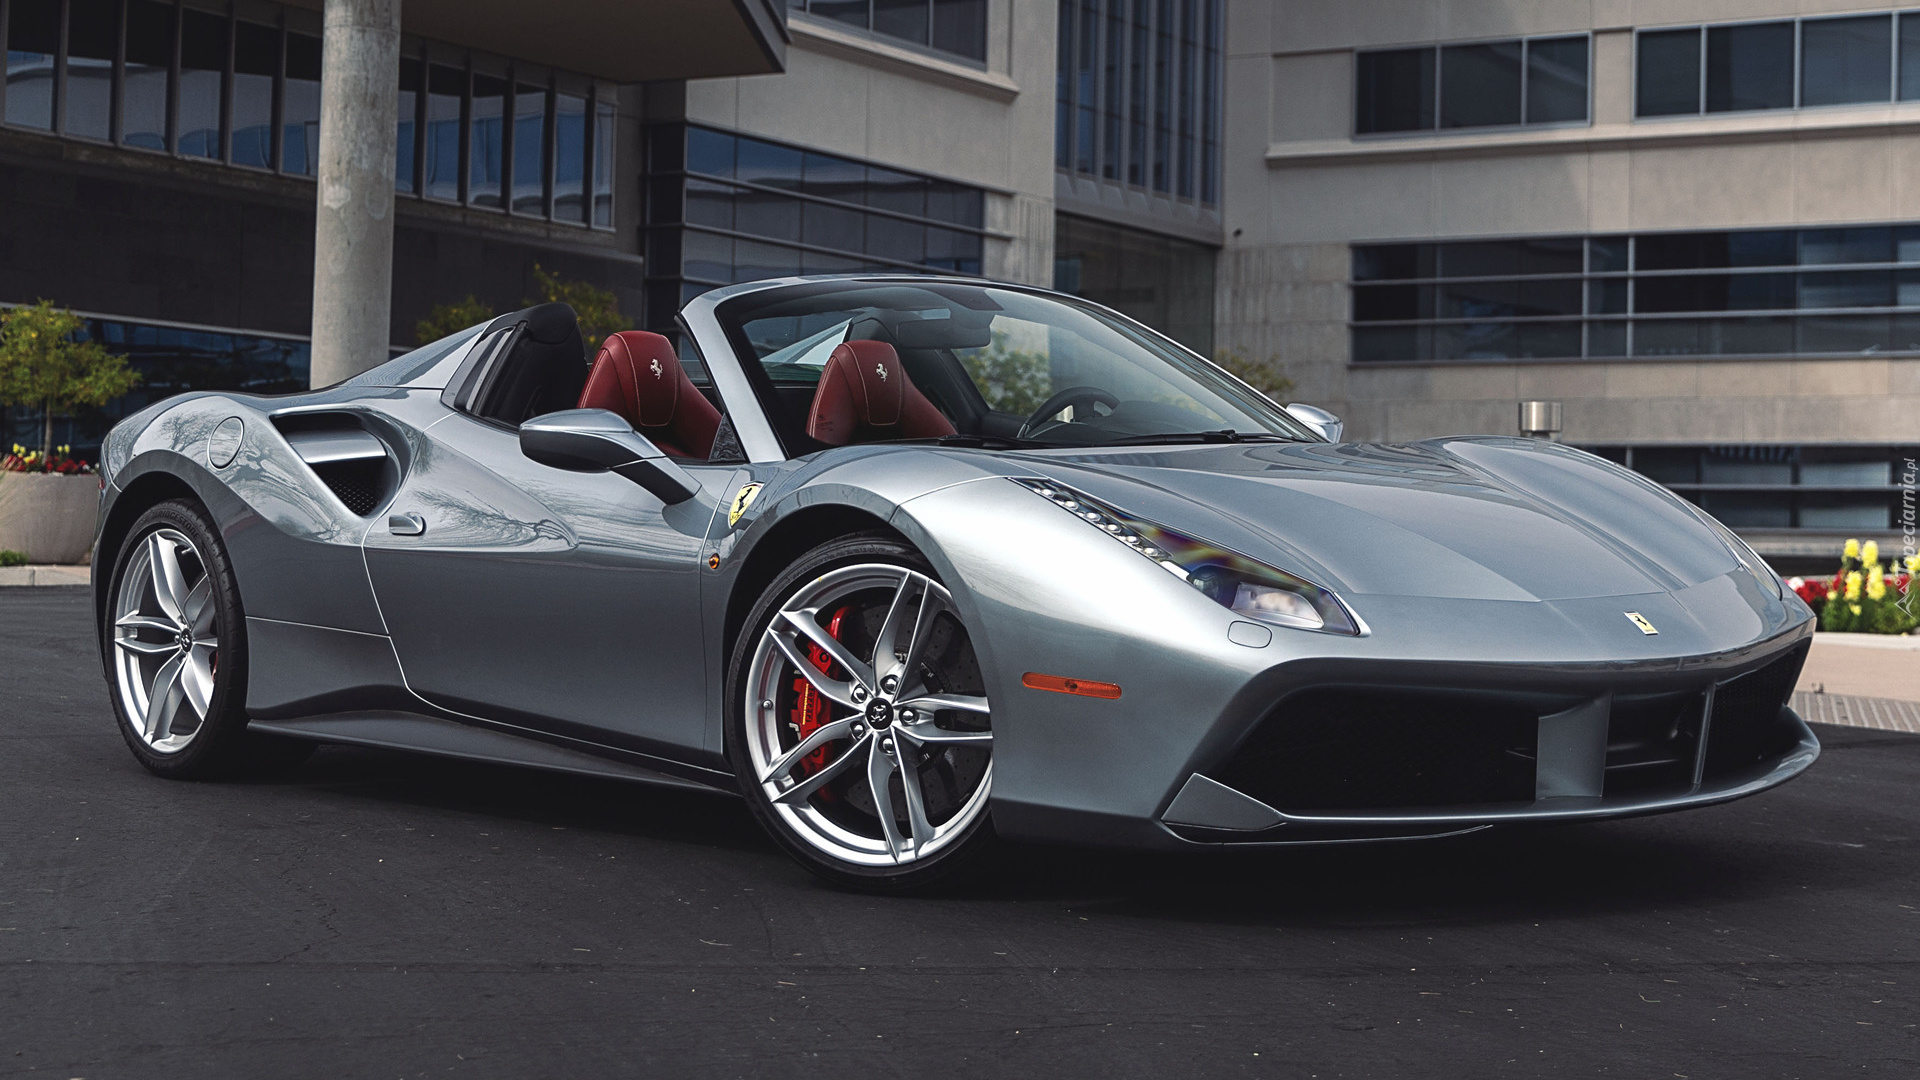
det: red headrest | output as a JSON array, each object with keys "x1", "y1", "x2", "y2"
[
  {"x1": 805, "y1": 340, "x2": 956, "y2": 447},
  {"x1": 578, "y1": 331, "x2": 722, "y2": 459}
]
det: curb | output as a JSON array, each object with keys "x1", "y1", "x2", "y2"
[{"x1": 0, "y1": 564, "x2": 91, "y2": 587}]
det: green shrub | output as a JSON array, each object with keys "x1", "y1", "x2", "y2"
[{"x1": 0, "y1": 549, "x2": 28, "y2": 567}]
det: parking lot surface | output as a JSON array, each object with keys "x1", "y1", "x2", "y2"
[{"x1": 3, "y1": 587, "x2": 1915, "y2": 1078}]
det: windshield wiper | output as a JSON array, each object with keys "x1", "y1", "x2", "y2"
[
  {"x1": 1101, "y1": 430, "x2": 1307, "y2": 446},
  {"x1": 930, "y1": 433, "x2": 1051, "y2": 450}
]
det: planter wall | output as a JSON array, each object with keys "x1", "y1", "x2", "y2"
[{"x1": 0, "y1": 472, "x2": 98, "y2": 564}]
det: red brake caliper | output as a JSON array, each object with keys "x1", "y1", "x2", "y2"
[{"x1": 789, "y1": 606, "x2": 850, "y2": 786}]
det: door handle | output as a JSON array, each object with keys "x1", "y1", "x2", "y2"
[{"x1": 388, "y1": 512, "x2": 426, "y2": 536}]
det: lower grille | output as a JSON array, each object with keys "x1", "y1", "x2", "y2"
[
  {"x1": 1214, "y1": 643, "x2": 1809, "y2": 816},
  {"x1": 1703, "y1": 642, "x2": 1809, "y2": 779},
  {"x1": 1216, "y1": 689, "x2": 1539, "y2": 813}
]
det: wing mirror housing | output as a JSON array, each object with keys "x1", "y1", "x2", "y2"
[
  {"x1": 1285, "y1": 403, "x2": 1344, "y2": 443},
  {"x1": 520, "y1": 408, "x2": 701, "y2": 504}
]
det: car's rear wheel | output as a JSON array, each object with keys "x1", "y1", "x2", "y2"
[
  {"x1": 727, "y1": 534, "x2": 996, "y2": 891},
  {"x1": 106, "y1": 499, "x2": 312, "y2": 779}
]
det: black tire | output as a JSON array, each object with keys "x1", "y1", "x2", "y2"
[
  {"x1": 103, "y1": 498, "x2": 315, "y2": 780},
  {"x1": 726, "y1": 532, "x2": 1000, "y2": 892}
]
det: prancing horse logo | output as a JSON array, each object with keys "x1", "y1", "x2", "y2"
[
  {"x1": 1624, "y1": 611, "x2": 1658, "y2": 635},
  {"x1": 649, "y1": 357, "x2": 664, "y2": 379},
  {"x1": 875, "y1": 363, "x2": 889, "y2": 381}
]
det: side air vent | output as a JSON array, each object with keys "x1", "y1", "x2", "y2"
[{"x1": 272, "y1": 413, "x2": 401, "y2": 517}]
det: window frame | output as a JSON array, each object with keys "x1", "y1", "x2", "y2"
[
  {"x1": 1351, "y1": 31, "x2": 1593, "y2": 139},
  {"x1": 1349, "y1": 223, "x2": 1920, "y2": 366},
  {"x1": 1633, "y1": 10, "x2": 1920, "y2": 120},
  {"x1": 0, "y1": 0, "x2": 616, "y2": 229}
]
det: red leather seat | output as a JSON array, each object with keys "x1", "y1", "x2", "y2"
[
  {"x1": 577, "y1": 331, "x2": 722, "y2": 459},
  {"x1": 805, "y1": 340, "x2": 956, "y2": 447}
]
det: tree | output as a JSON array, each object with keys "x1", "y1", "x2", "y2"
[
  {"x1": 1211, "y1": 348, "x2": 1295, "y2": 402},
  {"x1": 527, "y1": 263, "x2": 632, "y2": 352},
  {"x1": 0, "y1": 301, "x2": 140, "y2": 466},
  {"x1": 414, "y1": 295, "x2": 497, "y2": 346}
]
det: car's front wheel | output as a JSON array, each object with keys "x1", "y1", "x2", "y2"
[
  {"x1": 105, "y1": 498, "x2": 312, "y2": 779},
  {"x1": 727, "y1": 534, "x2": 996, "y2": 891}
]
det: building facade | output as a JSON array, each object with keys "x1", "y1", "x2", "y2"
[
  {"x1": 3, "y1": 0, "x2": 1913, "y2": 563},
  {"x1": 1225, "y1": 0, "x2": 1919, "y2": 563}
]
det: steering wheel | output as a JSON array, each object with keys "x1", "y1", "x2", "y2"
[{"x1": 1018, "y1": 386, "x2": 1121, "y2": 439}]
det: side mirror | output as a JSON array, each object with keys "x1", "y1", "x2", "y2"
[
  {"x1": 1285, "y1": 403, "x2": 1344, "y2": 443},
  {"x1": 519, "y1": 408, "x2": 701, "y2": 504}
]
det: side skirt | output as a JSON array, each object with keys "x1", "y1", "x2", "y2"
[{"x1": 249, "y1": 711, "x2": 738, "y2": 796}]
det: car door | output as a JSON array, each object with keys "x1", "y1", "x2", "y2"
[{"x1": 362, "y1": 408, "x2": 737, "y2": 759}]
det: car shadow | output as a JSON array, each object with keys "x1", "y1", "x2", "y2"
[{"x1": 239, "y1": 738, "x2": 1889, "y2": 929}]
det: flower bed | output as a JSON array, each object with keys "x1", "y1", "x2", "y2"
[{"x1": 1788, "y1": 539, "x2": 1919, "y2": 635}]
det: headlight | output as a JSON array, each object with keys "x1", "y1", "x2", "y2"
[{"x1": 1012, "y1": 477, "x2": 1364, "y2": 636}]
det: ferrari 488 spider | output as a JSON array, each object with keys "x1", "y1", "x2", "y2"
[{"x1": 92, "y1": 276, "x2": 1818, "y2": 888}]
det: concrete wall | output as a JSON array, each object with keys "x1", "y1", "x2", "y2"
[
  {"x1": 683, "y1": 1, "x2": 1059, "y2": 285},
  {"x1": 1221, "y1": 0, "x2": 1920, "y2": 444}
]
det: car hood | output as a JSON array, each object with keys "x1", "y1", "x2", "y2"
[{"x1": 1017, "y1": 437, "x2": 1746, "y2": 603}]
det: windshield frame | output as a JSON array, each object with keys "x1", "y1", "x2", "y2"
[{"x1": 697, "y1": 276, "x2": 1321, "y2": 460}]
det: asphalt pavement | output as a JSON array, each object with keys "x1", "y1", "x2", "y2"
[{"x1": 3, "y1": 586, "x2": 1915, "y2": 1079}]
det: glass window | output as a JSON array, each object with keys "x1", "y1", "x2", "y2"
[
  {"x1": 178, "y1": 7, "x2": 226, "y2": 159},
  {"x1": 1356, "y1": 47, "x2": 1434, "y2": 134},
  {"x1": 553, "y1": 92, "x2": 587, "y2": 220},
  {"x1": 1637, "y1": 28, "x2": 1701, "y2": 117},
  {"x1": 1802, "y1": 14, "x2": 1893, "y2": 107},
  {"x1": 1055, "y1": 213, "x2": 1215, "y2": 352},
  {"x1": 812, "y1": 0, "x2": 870, "y2": 32},
  {"x1": 1706, "y1": 22, "x2": 1793, "y2": 113},
  {"x1": 1440, "y1": 41, "x2": 1521, "y2": 128},
  {"x1": 866, "y1": 165, "x2": 926, "y2": 217},
  {"x1": 1127, "y1": 0, "x2": 1147, "y2": 185},
  {"x1": 1525, "y1": 36, "x2": 1588, "y2": 124},
  {"x1": 423, "y1": 63, "x2": 462, "y2": 202},
  {"x1": 932, "y1": 0, "x2": 987, "y2": 60},
  {"x1": 65, "y1": 0, "x2": 118, "y2": 141},
  {"x1": 686, "y1": 125, "x2": 732, "y2": 177},
  {"x1": 874, "y1": 0, "x2": 928, "y2": 46},
  {"x1": 397, "y1": 57, "x2": 422, "y2": 193},
  {"x1": 469, "y1": 73, "x2": 506, "y2": 208},
  {"x1": 232, "y1": 21, "x2": 279, "y2": 169},
  {"x1": 592, "y1": 100, "x2": 615, "y2": 226},
  {"x1": 511, "y1": 81, "x2": 547, "y2": 214},
  {"x1": 1152, "y1": 0, "x2": 1171, "y2": 192},
  {"x1": 121, "y1": 0, "x2": 172, "y2": 150},
  {"x1": 1902, "y1": 12, "x2": 1920, "y2": 100},
  {"x1": 5, "y1": 0, "x2": 58, "y2": 131},
  {"x1": 736, "y1": 186, "x2": 800, "y2": 241},
  {"x1": 803, "y1": 150, "x2": 864, "y2": 204},
  {"x1": 283, "y1": 32, "x2": 322, "y2": 175},
  {"x1": 1800, "y1": 226, "x2": 1892, "y2": 266}
]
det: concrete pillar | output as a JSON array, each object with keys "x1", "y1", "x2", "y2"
[{"x1": 309, "y1": 0, "x2": 402, "y2": 387}]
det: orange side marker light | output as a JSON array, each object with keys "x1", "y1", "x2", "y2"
[{"x1": 1021, "y1": 672, "x2": 1122, "y2": 699}]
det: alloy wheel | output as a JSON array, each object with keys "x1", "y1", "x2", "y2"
[
  {"x1": 744, "y1": 563, "x2": 992, "y2": 867},
  {"x1": 112, "y1": 528, "x2": 220, "y2": 754}
]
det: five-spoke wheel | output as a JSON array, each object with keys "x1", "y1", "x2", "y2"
[
  {"x1": 105, "y1": 499, "x2": 311, "y2": 778},
  {"x1": 112, "y1": 527, "x2": 219, "y2": 753},
  {"x1": 731, "y1": 536, "x2": 995, "y2": 888}
]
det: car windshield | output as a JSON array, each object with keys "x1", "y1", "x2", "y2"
[{"x1": 713, "y1": 280, "x2": 1318, "y2": 452}]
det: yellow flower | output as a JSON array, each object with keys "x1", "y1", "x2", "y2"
[
  {"x1": 1850, "y1": 603, "x2": 1863, "y2": 616},
  {"x1": 1863, "y1": 540, "x2": 1880, "y2": 566},
  {"x1": 1845, "y1": 571, "x2": 1863, "y2": 600},
  {"x1": 1867, "y1": 577, "x2": 1887, "y2": 601},
  {"x1": 1844, "y1": 538, "x2": 1861, "y2": 560},
  {"x1": 1907, "y1": 554, "x2": 1920, "y2": 576}
]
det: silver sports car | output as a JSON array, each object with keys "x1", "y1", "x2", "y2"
[{"x1": 92, "y1": 276, "x2": 1818, "y2": 889}]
